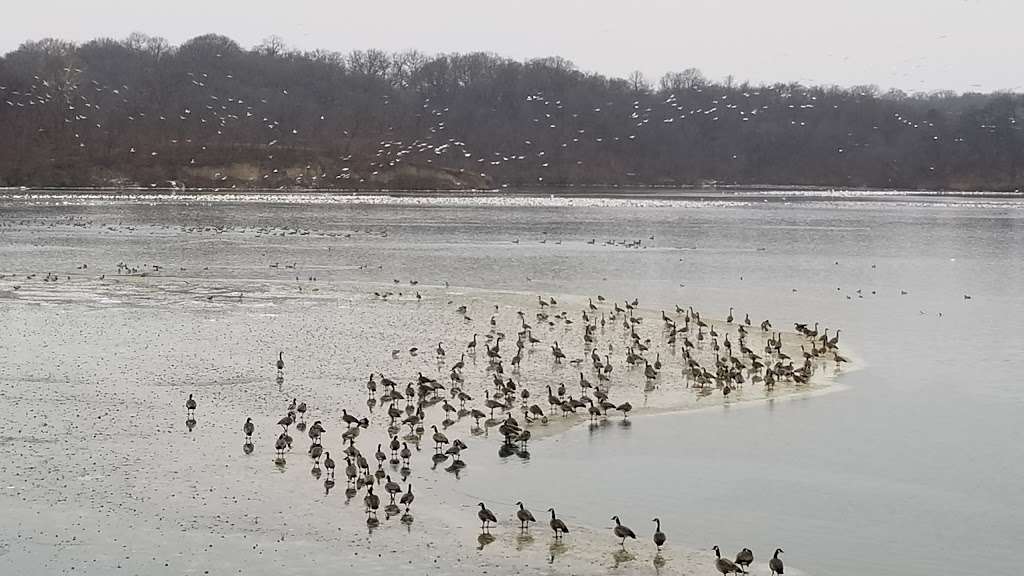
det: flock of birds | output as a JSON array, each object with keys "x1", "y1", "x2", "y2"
[{"x1": 181, "y1": 291, "x2": 844, "y2": 573}]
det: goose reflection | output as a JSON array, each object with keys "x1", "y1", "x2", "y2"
[{"x1": 477, "y1": 533, "x2": 496, "y2": 550}]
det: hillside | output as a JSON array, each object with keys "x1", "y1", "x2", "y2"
[{"x1": 1, "y1": 34, "x2": 1021, "y2": 191}]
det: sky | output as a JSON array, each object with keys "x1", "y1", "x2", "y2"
[{"x1": 3, "y1": 0, "x2": 1022, "y2": 93}]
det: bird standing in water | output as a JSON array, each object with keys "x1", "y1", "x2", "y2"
[
  {"x1": 477, "y1": 502, "x2": 497, "y2": 531},
  {"x1": 548, "y1": 508, "x2": 569, "y2": 539}
]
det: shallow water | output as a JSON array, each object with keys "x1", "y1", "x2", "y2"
[{"x1": 1, "y1": 191, "x2": 1023, "y2": 576}]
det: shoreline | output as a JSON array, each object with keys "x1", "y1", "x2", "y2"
[{"x1": 2, "y1": 185, "x2": 1022, "y2": 200}]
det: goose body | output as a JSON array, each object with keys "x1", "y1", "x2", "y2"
[
  {"x1": 769, "y1": 548, "x2": 785, "y2": 575},
  {"x1": 548, "y1": 508, "x2": 569, "y2": 538},
  {"x1": 516, "y1": 501, "x2": 536, "y2": 529},
  {"x1": 713, "y1": 546, "x2": 743, "y2": 575},
  {"x1": 652, "y1": 518, "x2": 666, "y2": 550},
  {"x1": 477, "y1": 502, "x2": 497, "y2": 530},
  {"x1": 735, "y1": 548, "x2": 754, "y2": 571},
  {"x1": 612, "y1": 516, "x2": 636, "y2": 546}
]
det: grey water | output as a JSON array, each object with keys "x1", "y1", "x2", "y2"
[{"x1": 1, "y1": 190, "x2": 1022, "y2": 576}]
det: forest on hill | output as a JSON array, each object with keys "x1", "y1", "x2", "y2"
[{"x1": 1, "y1": 34, "x2": 1021, "y2": 191}]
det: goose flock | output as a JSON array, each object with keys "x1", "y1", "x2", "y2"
[{"x1": 183, "y1": 291, "x2": 841, "y2": 571}]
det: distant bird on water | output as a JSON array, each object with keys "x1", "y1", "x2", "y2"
[
  {"x1": 276, "y1": 351, "x2": 284, "y2": 372},
  {"x1": 185, "y1": 394, "x2": 196, "y2": 417},
  {"x1": 242, "y1": 417, "x2": 254, "y2": 440}
]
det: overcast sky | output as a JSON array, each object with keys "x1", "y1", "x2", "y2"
[{"x1": 4, "y1": 0, "x2": 1021, "y2": 93}]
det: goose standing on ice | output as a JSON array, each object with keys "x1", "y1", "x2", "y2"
[
  {"x1": 276, "y1": 351, "x2": 284, "y2": 373},
  {"x1": 769, "y1": 548, "x2": 785, "y2": 575},
  {"x1": 612, "y1": 516, "x2": 636, "y2": 546},
  {"x1": 652, "y1": 518, "x2": 666, "y2": 550},
  {"x1": 713, "y1": 546, "x2": 743, "y2": 575},
  {"x1": 735, "y1": 548, "x2": 754, "y2": 572},
  {"x1": 516, "y1": 501, "x2": 536, "y2": 530},
  {"x1": 548, "y1": 508, "x2": 569, "y2": 539},
  {"x1": 242, "y1": 417, "x2": 254, "y2": 441},
  {"x1": 185, "y1": 394, "x2": 196, "y2": 417},
  {"x1": 477, "y1": 502, "x2": 497, "y2": 531}
]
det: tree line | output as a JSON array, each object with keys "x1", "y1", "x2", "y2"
[{"x1": 0, "y1": 33, "x2": 1021, "y2": 191}]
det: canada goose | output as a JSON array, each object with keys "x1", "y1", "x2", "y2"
[
  {"x1": 384, "y1": 475, "x2": 401, "y2": 502},
  {"x1": 616, "y1": 402, "x2": 632, "y2": 419},
  {"x1": 611, "y1": 516, "x2": 636, "y2": 546},
  {"x1": 477, "y1": 502, "x2": 497, "y2": 530},
  {"x1": 548, "y1": 508, "x2": 569, "y2": 539},
  {"x1": 276, "y1": 351, "x2": 284, "y2": 371},
  {"x1": 400, "y1": 484, "x2": 415, "y2": 509},
  {"x1": 341, "y1": 409, "x2": 359, "y2": 427},
  {"x1": 735, "y1": 548, "x2": 753, "y2": 571},
  {"x1": 307, "y1": 420, "x2": 324, "y2": 443},
  {"x1": 769, "y1": 548, "x2": 785, "y2": 575},
  {"x1": 242, "y1": 417, "x2": 254, "y2": 440},
  {"x1": 713, "y1": 546, "x2": 743, "y2": 575},
  {"x1": 364, "y1": 486, "x2": 380, "y2": 517},
  {"x1": 323, "y1": 452, "x2": 335, "y2": 476},
  {"x1": 431, "y1": 425, "x2": 450, "y2": 452},
  {"x1": 516, "y1": 501, "x2": 536, "y2": 529},
  {"x1": 185, "y1": 394, "x2": 196, "y2": 416},
  {"x1": 652, "y1": 518, "x2": 666, "y2": 550}
]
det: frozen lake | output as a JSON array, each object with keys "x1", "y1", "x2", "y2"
[{"x1": 1, "y1": 190, "x2": 1022, "y2": 576}]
